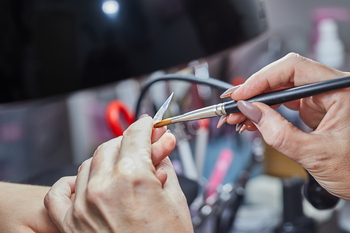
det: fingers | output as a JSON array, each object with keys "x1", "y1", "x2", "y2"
[
  {"x1": 88, "y1": 118, "x2": 171, "y2": 181},
  {"x1": 151, "y1": 131, "x2": 176, "y2": 166},
  {"x1": 157, "y1": 157, "x2": 185, "y2": 201},
  {"x1": 89, "y1": 137, "x2": 122, "y2": 178},
  {"x1": 151, "y1": 126, "x2": 167, "y2": 143},
  {"x1": 117, "y1": 116, "x2": 154, "y2": 174},
  {"x1": 226, "y1": 113, "x2": 247, "y2": 126},
  {"x1": 44, "y1": 176, "x2": 76, "y2": 230},
  {"x1": 75, "y1": 158, "x2": 92, "y2": 197},
  {"x1": 283, "y1": 100, "x2": 301, "y2": 111},
  {"x1": 230, "y1": 53, "x2": 343, "y2": 101},
  {"x1": 155, "y1": 168, "x2": 168, "y2": 187},
  {"x1": 237, "y1": 100, "x2": 319, "y2": 162}
]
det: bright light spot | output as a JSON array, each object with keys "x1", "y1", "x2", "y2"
[{"x1": 102, "y1": 1, "x2": 119, "y2": 15}]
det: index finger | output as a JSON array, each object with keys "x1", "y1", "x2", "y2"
[
  {"x1": 116, "y1": 116, "x2": 154, "y2": 174},
  {"x1": 231, "y1": 53, "x2": 344, "y2": 101}
]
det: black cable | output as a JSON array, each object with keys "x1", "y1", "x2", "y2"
[{"x1": 135, "y1": 74, "x2": 233, "y2": 118}]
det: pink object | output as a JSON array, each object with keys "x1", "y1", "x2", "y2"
[{"x1": 205, "y1": 148, "x2": 234, "y2": 198}]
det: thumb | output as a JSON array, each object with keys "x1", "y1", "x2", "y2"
[
  {"x1": 44, "y1": 176, "x2": 76, "y2": 231},
  {"x1": 237, "y1": 100, "x2": 313, "y2": 162}
]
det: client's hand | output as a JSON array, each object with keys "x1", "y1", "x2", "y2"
[
  {"x1": 222, "y1": 53, "x2": 350, "y2": 200},
  {"x1": 44, "y1": 116, "x2": 193, "y2": 233}
]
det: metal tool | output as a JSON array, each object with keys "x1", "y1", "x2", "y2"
[
  {"x1": 153, "y1": 92, "x2": 174, "y2": 124},
  {"x1": 154, "y1": 75, "x2": 350, "y2": 127}
]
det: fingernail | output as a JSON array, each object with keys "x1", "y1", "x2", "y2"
[
  {"x1": 156, "y1": 168, "x2": 164, "y2": 175},
  {"x1": 239, "y1": 125, "x2": 247, "y2": 134},
  {"x1": 236, "y1": 122, "x2": 243, "y2": 132},
  {"x1": 166, "y1": 129, "x2": 172, "y2": 134},
  {"x1": 139, "y1": 114, "x2": 149, "y2": 119},
  {"x1": 220, "y1": 85, "x2": 241, "y2": 98},
  {"x1": 237, "y1": 101, "x2": 262, "y2": 124},
  {"x1": 217, "y1": 115, "x2": 227, "y2": 128}
]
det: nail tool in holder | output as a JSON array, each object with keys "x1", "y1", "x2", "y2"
[{"x1": 154, "y1": 75, "x2": 350, "y2": 127}]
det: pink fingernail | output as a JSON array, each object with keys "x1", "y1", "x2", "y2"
[
  {"x1": 239, "y1": 125, "x2": 247, "y2": 134},
  {"x1": 139, "y1": 114, "x2": 149, "y2": 119},
  {"x1": 220, "y1": 85, "x2": 241, "y2": 98},
  {"x1": 156, "y1": 168, "x2": 164, "y2": 175},
  {"x1": 237, "y1": 101, "x2": 262, "y2": 124},
  {"x1": 217, "y1": 115, "x2": 228, "y2": 128},
  {"x1": 236, "y1": 122, "x2": 243, "y2": 132}
]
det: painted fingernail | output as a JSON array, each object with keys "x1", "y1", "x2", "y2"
[
  {"x1": 139, "y1": 114, "x2": 149, "y2": 119},
  {"x1": 220, "y1": 85, "x2": 241, "y2": 98},
  {"x1": 156, "y1": 168, "x2": 164, "y2": 175},
  {"x1": 217, "y1": 115, "x2": 227, "y2": 128},
  {"x1": 239, "y1": 125, "x2": 247, "y2": 134},
  {"x1": 237, "y1": 101, "x2": 262, "y2": 124},
  {"x1": 236, "y1": 122, "x2": 243, "y2": 132}
]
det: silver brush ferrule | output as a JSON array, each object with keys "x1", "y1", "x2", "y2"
[{"x1": 171, "y1": 103, "x2": 226, "y2": 123}]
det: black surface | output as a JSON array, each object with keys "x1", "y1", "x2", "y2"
[{"x1": 0, "y1": 0, "x2": 266, "y2": 103}]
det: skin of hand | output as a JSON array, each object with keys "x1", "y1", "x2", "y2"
[
  {"x1": 44, "y1": 116, "x2": 194, "y2": 233},
  {"x1": 224, "y1": 53, "x2": 350, "y2": 200},
  {"x1": 0, "y1": 182, "x2": 60, "y2": 233}
]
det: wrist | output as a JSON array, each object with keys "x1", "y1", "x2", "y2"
[{"x1": 0, "y1": 182, "x2": 59, "y2": 233}]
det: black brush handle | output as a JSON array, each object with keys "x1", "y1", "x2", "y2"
[{"x1": 224, "y1": 76, "x2": 350, "y2": 114}]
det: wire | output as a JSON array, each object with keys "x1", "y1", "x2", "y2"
[{"x1": 135, "y1": 74, "x2": 233, "y2": 118}]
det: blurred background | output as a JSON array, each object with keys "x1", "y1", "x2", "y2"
[{"x1": 1, "y1": 0, "x2": 350, "y2": 232}]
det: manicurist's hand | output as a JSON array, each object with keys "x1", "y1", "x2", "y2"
[
  {"x1": 221, "y1": 53, "x2": 350, "y2": 200},
  {"x1": 44, "y1": 115, "x2": 193, "y2": 233}
]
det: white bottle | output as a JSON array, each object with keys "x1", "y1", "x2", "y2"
[{"x1": 315, "y1": 18, "x2": 345, "y2": 69}]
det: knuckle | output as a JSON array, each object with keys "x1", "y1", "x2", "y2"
[
  {"x1": 44, "y1": 191, "x2": 52, "y2": 210},
  {"x1": 285, "y1": 52, "x2": 301, "y2": 60},
  {"x1": 78, "y1": 159, "x2": 92, "y2": 173},
  {"x1": 284, "y1": 52, "x2": 308, "y2": 65},
  {"x1": 85, "y1": 180, "x2": 108, "y2": 205},
  {"x1": 81, "y1": 159, "x2": 90, "y2": 168},
  {"x1": 131, "y1": 175, "x2": 148, "y2": 187},
  {"x1": 93, "y1": 142, "x2": 107, "y2": 157},
  {"x1": 123, "y1": 126, "x2": 138, "y2": 137},
  {"x1": 72, "y1": 199, "x2": 87, "y2": 221},
  {"x1": 119, "y1": 170, "x2": 153, "y2": 188}
]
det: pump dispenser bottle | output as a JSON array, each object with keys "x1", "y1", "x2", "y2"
[{"x1": 315, "y1": 18, "x2": 345, "y2": 69}]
